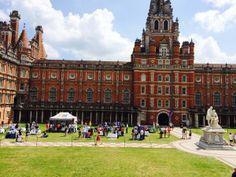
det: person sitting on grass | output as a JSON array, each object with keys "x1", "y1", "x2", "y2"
[{"x1": 41, "y1": 131, "x2": 48, "y2": 138}]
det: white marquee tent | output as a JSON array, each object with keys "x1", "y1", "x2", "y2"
[{"x1": 49, "y1": 112, "x2": 77, "y2": 124}]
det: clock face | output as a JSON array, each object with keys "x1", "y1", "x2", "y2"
[{"x1": 151, "y1": 59, "x2": 155, "y2": 64}]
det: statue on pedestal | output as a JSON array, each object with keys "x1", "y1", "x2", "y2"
[
  {"x1": 198, "y1": 106, "x2": 232, "y2": 150},
  {"x1": 206, "y1": 106, "x2": 221, "y2": 128}
]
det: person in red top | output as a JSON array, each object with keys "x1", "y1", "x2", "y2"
[{"x1": 95, "y1": 128, "x2": 101, "y2": 145}]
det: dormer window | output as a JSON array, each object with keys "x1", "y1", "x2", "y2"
[{"x1": 164, "y1": 20, "x2": 169, "y2": 31}]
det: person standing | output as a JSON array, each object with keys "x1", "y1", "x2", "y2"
[
  {"x1": 126, "y1": 123, "x2": 128, "y2": 134},
  {"x1": 189, "y1": 129, "x2": 192, "y2": 139},
  {"x1": 167, "y1": 127, "x2": 171, "y2": 138},
  {"x1": 234, "y1": 133, "x2": 236, "y2": 144},
  {"x1": 229, "y1": 133, "x2": 234, "y2": 146},
  {"x1": 95, "y1": 128, "x2": 101, "y2": 145},
  {"x1": 232, "y1": 168, "x2": 236, "y2": 177}
]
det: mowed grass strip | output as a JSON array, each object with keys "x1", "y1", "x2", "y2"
[{"x1": 0, "y1": 147, "x2": 231, "y2": 177}]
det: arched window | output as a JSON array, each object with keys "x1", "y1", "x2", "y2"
[
  {"x1": 141, "y1": 74, "x2": 146, "y2": 81},
  {"x1": 182, "y1": 75, "x2": 187, "y2": 82},
  {"x1": 67, "y1": 88, "x2": 75, "y2": 102},
  {"x1": 232, "y1": 93, "x2": 236, "y2": 107},
  {"x1": 104, "y1": 89, "x2": 112, "y2": 103},
  {"x1": 49, "y1": 87, "x2": 57, "y2": 102},
  {"x1": 158, "y1": 75, "x2": 162, "y2": 82},
  {"x1": 213, "y1": 92, "x2": 221, "y2": 106},
  {"x1": 123, "y1": 90, "x2": 130, "y2": 104},
  {"x1": 87, "y1": 88, "x2": 93, "y2": 103},
  {"x1": 30, "y1": 87, "x2": 38, "y2": 102},
  {"x1": 154, "y1": 20, "x2": 159, "y2": 30},
  {"x1": 165, "y1": 75, "x2": 170, "y2": 82},
  {"x1": 164, "y1": 20, "x2": 169, "y2": 30},
  {"x1": 195, "y1": 92, "x2": 202, "y2": 106}
]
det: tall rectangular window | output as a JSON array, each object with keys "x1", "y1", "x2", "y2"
[
  {"x1": 165, "y1": 86, "x2": 170, "y2": 95},
  {"x1": 141, "y1": 86, "x2": 146, "y2": 94},
  {"x1": 140, "y1": 99, "x2": 146, "y2": 108},
  {"x1": 157, "y1": 100, "x2": 162, "y2": 108},
  {"x1": 182, "y1": 100, "x2": 187, "y2": 108},
  {"x1": 182, "y1": 87, "x2": 187, "y2": 95},
  {"x1": 213, "y1": 93, "x2": 221, "y2": 106}
]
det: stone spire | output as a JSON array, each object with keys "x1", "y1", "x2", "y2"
[{"x1": 148, "y1": 0, "x2": 173, "y2": 16}]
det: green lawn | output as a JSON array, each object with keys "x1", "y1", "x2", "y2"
[
  {"x1": 191, "y1": 128, "x2": 236, "y2": 140},
  {"x1": 0, "y1": 147, "x2": 231, "y2": 177},
  {"x1": 1, "y1": 125, "x2": 179, "y2": 144}
]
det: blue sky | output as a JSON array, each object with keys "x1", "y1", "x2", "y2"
[{"x1": 0, "y1": 0, "x2": 236, "y2": 63}]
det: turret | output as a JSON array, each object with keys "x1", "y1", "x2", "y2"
[
  {"x1": 181, "y1": 41, "x2": 190, "y2": 55},
  {"x1": 0, "y1": 22, "x2": 12, "y2": 50},
  {"x1": 133, "y1": 39, "x2": 141, "y2": 53},
  {"x1": 10, "y1": 10, "x2": 21, "y2": 47},
  {"x1": 190, "y1": 39, "x2": 195, "y2": 56},
  {"x1": 173, "y1": 41, "x2": 180, "y2": 58}
]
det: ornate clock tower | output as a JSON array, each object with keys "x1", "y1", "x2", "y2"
[{"x1": 132, "y1": 0, "x2": 195, "y2": 126}]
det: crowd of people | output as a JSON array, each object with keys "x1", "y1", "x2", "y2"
[
  {"x1": 77, "y1": 122, "x2": 128, "y2": 140},
  {"x1": 46, "y1": 122, "x2": 77, "y2": 133},
  {"x1": 4, "y1": 122, "x2": 45, "y2": 142}
]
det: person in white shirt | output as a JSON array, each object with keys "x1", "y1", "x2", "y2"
[
  {"x1": 229, "y1": 133, "x2": 234, "y2": 145},
  {"x1": 234, "y1": 133, "x2": 236, "y2": 145}
]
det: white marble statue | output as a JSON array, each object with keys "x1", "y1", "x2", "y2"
[{"x1": 206, "y1": 106, "x2": 220, "y2": 128}]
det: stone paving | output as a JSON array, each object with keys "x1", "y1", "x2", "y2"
[
  {"x1": 171, "y1": 128, "x2": 236, "y2": 168},
  {"x1": 0, "y1": 140, "x2": 174, "y2": 149}
]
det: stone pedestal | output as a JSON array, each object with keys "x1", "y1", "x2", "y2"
[{"x1": 198, "y1": 126, "x2": 233, "y2": 150}]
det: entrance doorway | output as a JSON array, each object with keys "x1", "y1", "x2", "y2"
[{"x1": 158, "y1": 113, "x2": 169, "y2": 126}]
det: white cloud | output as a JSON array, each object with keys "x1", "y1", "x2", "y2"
[
  {"x1": 1, "y1": 0, "x2": 133, "y2": 60},
  {"x1": 195, "y1": 4, "x2": 236, "y2": 32},
  {"x1": 204, "y1": 0, "x2": 236, "y2": 8},
  {"x1": 180, "y1": 34, "x2": 236, "y2": 63},
  {"x1": 0, "y1": 10, "x2": 8, "y2": 21},
  {"x1": 44, "y1": 43, "x2": 60, "y2": 59}
]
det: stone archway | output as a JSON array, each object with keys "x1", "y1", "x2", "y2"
[{"x1": 158, "y1": 113, "x2": 169, "y2": 126}]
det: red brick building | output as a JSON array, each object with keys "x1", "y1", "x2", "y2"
[{"x1": 0, "y1": 0, "x2": 236, "y2": 127}]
